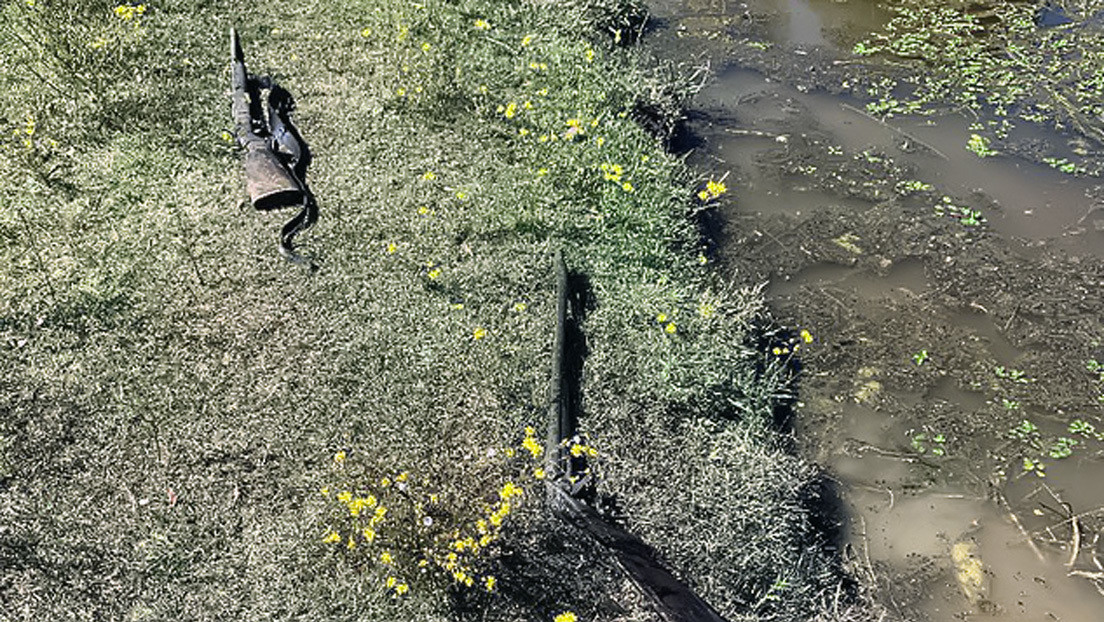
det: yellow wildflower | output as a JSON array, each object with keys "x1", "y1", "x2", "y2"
[
  {"x1": 698, "y1": 302, "x2": 716, "y2": 318},
  {"x1": 522, "y1": 435, "x2": 543, "y2": 458},
  {"x1": 427, "y1": 267, "x2": 442, "y2": 280},
  {"x1": 521, "y1": 34, "x2": 534, "y2": 46},
  {"x1": 421, "y1": 42, "x2": 431, "y2": 52},
  {"x1": 334, "y1": 450, "x2": 346, "y2": 463},
  {"x1": 336, "y1": 491, "x2": 353, "y2": 503},
  {"x1": 320, "y1": 486, "x2": 330, "y2": 496},
  {"x1": 656, "y1": 313, "x2": 667, "y2": 323},
  {"x1": 595, "y1": 137, "x2": 605, "y2": 147},
  {"x1": 381, "y1": 550, "x2": 394, "y2": 564},
  {"x1": 504, "y1": 101, "x2": 518, "y2": 119},
  {"x1": 484, "y1": 575, "x2": 497, "y2": 591},
  {"x1": 396, "y1": 583, "x2": 409, "y2": 595},
  {"x1": 665, "y1": 322, "x2": 677, "y2": 334},
  {"x1": 322, "y1": 531, "x2": 341, "y2": 544},
  {"x1": 347, "y1": 536, "x2": 357, "y2": 550},
  {"x1": 474, "y1": 18, "x2": 490, "y2": 30},
  {"x1": 555, "y1": 613, "x2": 578, "y2": 622},
  {"x1": 499, "y1": 482, "x2": 523, "y2": 500},
  {"x1": 386, "y1": 242, "x2": 398, "y2": 254},
  {"x1": 700, "y1": 179, "x2": 728, "y2": 201},
  {"x1": 519, "y1": 128, "x2": 530, "y2": 136},
  {"x1": 362, "y1": 527, "x2": 376, "y2": 542},
  {"x1": 361, "y1": 28, "x2": 372, "y2": 37},
  {"x1": 396, "y1": 87, "x2": 406, "y2": 97},
  {"x1": 533, "y1": 467, "x2": 545, "y2": 479},
  {"x1": 622, "y1": 182, "x2": 634, "y2": 193},
  {"x1": 113, "y1": 4, "x2": 146, "y2": 21},
  {"x1": 386, "y1": 576, "x2": 397, "y2": 588},
  {"x1": 585, "y1": 49, "x2": 595, "y2": 63},
  {"x1": 422, "y1": 171, "x2": 436, "y2": 181},
  {"x1": 473, "y1": 327, "x2": 487, "y2": 340},
  {"x1": 380, "y1": 477, "x2": 391, "y2": 488},
  {"x1": 395, "y1": 472, "x2": 408, "y2": 482},
  {"x1": 514, "y1": 302, "x2": 527, "y2": 312},
  {"x1": 800, "y1": 329, "x2": 814, "y2": 343}
]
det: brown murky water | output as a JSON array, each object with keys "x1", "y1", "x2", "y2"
[{"x1": 648, "y1": 0, "x2": 1104, "y2": 619}]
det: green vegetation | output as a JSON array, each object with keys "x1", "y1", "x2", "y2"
[
  {"x1": 852, "y1": 0, "x2": 1104, "y2": 170},
  {"x1": 909, "y1": 428, "x2": 947, "y2": 456},
  {"x1": 995, "y1": 365, "x2": 1033, "y2": 383},
  {"x1": 0, "y1": 0, "x2": 861, "y2": 620},
  {"x1": 934, "y1": 196, "x2": 984, "y2": 227},
  {"x1": 911, "y1": 349, "x2": 929, "y2": 366},
  {"x1": 965, "y1": 133, "x2": 996, "y2": 158},
  {"x1": 1007, "y1": 418, "x2": 1103, "y2": 477}
]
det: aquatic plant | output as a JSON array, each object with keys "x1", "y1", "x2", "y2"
[{"x1": 853, "y1": 0, "x2": 1104, "y2": 168}]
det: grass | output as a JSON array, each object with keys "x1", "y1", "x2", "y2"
[{"x1": 0, "y1": 1, "x2": 866, "y2": 620}]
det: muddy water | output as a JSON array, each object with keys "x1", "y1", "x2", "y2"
[{"x1": 648, "y1": 0, "x2": 1104, "y2": 620}]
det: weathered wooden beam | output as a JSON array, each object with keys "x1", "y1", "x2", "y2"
[
  {"x1": 544, "y1": 250, "x2": 732, "y2": 622},
  {"x1": 549, "y1": 484, "x2": 731, "y2": 622}
]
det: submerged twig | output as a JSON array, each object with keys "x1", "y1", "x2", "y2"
[
  {"x1": 995, "y1": 489, "x2": 1047, "y2": 563},
  {"x1": 839, "y1": 102, "x2": 950, "y2": 161}
]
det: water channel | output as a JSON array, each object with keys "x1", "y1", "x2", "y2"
[{"x1": 646, "y1": 0, "x2": 1104, "y2": 619}]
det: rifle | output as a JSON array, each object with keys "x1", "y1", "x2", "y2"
[{"x1": 229, "y1": 27, "x2": 317, "y2": 261}]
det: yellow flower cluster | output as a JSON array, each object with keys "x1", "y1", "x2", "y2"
[
  {"x1": 320, "y1": 429, "x2": 550, "y2": 598},
  {"x1": 521, "y1": 426, "x2": 543, "y2": 458},
  {"x1": 568, "y1": 442, "x2": 599, "y2": 458},
  {"x1": 554, "y1": 612, "x2": 578, "y2": 622},
  {"x1": 474, "y1": 18, "x2": 491, "y2": 30},
  {"x1": 15, "y1": 114, "x2": 35, "y2": 149},
  {"x1": 655, "y1": 312, "x2": 677, "y2": 334},
  {"x1": 113, "y1": 3, "x2": 146, "y2": 21},
  {"x1": 697, "y1": 179, "x2": 727, "y2": 202},
  {"x1": 771, "y1": 329, "x2": 813, "y2": 356},
  {"x1": 598, "y1": 163, "x2": 635, "y2": 192}
]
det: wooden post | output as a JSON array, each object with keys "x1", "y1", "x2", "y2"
[{"x1": 544, "y1": 251, "x2": 732, "y2": 622}]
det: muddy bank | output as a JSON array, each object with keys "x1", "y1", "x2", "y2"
[{"x1": 646, "y1": 0, "x2": 1104, "y2": 619}]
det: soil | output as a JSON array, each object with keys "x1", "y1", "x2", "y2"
[{"x1": 646, "y1": 0, "x2": 1104, "y2": 619}]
